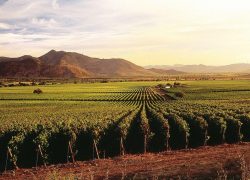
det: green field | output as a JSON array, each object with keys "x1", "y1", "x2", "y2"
[{"x1": 0, "y1": 80, "x2": 250, "y2": 170}]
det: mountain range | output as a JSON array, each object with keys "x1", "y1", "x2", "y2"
[
  {"x1": 145, "y1": 64, "x2": 250, "y2": 73},
  {"x1": 147, "y1": 68, "x2": 186, "y2": 75},
  {"x1": 0, "y1": 50, "x2": 157, "y2": 78},
  {"x1": 0, "y1": 50, "x2": 249, "y2": 78}
]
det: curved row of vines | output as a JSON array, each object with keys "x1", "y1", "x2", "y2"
[{"x1": 0, "y1": 87, "x2": 250, "y2": 171}]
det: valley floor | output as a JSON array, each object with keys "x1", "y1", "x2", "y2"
[{"x1": 1, "y1": 143, "x2": 250, "y2": 179}]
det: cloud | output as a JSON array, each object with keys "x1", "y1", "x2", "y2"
[
  {"x1": 0, "y1": 0, "x2": 8, "y2": 6},
  {"x1": 52, "y1": 0, "x2": 59, "y2": 9},
  {"x1": 31, "y1": 17, "x2": 57, "y2": 28},
  {"x1": 0, "y1": 22, "x2": 11, "y2": 29}
]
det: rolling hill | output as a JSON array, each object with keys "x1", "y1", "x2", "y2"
[{"x1": 0, "y1": 50, "x2": 157, "y2": 78}]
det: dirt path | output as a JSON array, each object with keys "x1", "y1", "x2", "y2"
[{"x1": 1, "y1": 143, "x2": 250, "y2": 179}]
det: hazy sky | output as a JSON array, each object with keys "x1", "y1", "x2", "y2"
[{"x1": 1, "y1": 0, "x2": 250, "y2": 66}]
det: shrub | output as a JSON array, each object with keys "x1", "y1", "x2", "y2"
[
  {"x1": 166, "y1": 114, "x2": 190, "y2": 149},
  {"x1": 175, "y1": 92, "x2": 185, "y2": 98},
  {"x1": 224, "y1": 116, "x2": 242, "y2": 143},
  {"x1": 156, "y1": 84, "x2": 164, "y2": 88},
  {"x1": 203, "y1": 115, "x2": 227, "y2": 145},
  {"x1": 181, "y1": 113, "x2": 208, "y2": 147},
  {"x1": 237, "y1": 114, "x2": 250, "y2": 141},
  {"x1": 38, "y1": 82, "x2": 46, "y2": 85},
  {"x1": 33, "y1": 88, "x2": 43, "y2": 94},
  {"x1": 31, "y1": 82, "x2": 37, "y2": 86},
  {"x1": 8, "y1": 84, "x2": 15, "y2": 87},
  {"x1": 19, "y1": 82, "x2": 29, "y2": 86},
  {"x1": 100, "y1": 80, "x2": 109, "y2": 83}
]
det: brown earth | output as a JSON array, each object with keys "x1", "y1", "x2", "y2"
[{"x1": 1, "y1": 143, "x2": 250, "y2": 179}]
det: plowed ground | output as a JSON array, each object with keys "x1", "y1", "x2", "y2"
[{"x1": 1, "y1": 143, "x2": 250, "y2": 179}]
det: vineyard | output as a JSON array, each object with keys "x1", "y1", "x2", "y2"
[{"x1": 0, "y1": 81, "x2": 250, "y2": 171}]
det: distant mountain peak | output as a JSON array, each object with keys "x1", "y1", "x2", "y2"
[
  {"x1": 20, "y1": 55, "x2": 34, "y2": 59},
  {"x1": 48, "y1": 49, "x2": 56, "y2": 53}
]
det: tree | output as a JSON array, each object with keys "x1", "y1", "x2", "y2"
[{"x1": 33, "y1": 88, "x2": 43, "y2": 94}]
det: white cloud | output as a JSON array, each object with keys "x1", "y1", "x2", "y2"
[
  {"x1": 52, "y1": 0, "x2": 59, "y2": 9},
  {"x1": 0, "y1": 22, "x2": 11, "y2": 29},
  {"x1": 31, "y1": 18, "x2": 57, "y2": 28}
]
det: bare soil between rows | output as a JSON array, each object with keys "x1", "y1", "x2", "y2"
[{"x1": 1, "y1": 143, "x2": 250, "y2": 179}]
